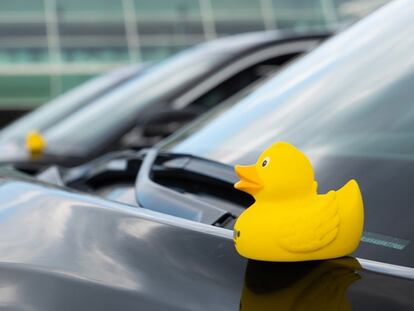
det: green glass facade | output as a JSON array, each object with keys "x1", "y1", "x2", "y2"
[{"x1": 0, "y1": 0, "x2": 388, "y2": 110}]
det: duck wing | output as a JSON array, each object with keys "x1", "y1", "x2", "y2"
[{"x1": 279, "y1": 191, "x2": 340, "y2": 253}]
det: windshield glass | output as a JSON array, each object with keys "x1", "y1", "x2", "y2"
[
  {"x1": 0, "y1": 65, "x2": 144, "y2": 143},
  {"x1": 161, "y1": 1, "x2": 414, "y2": 268},
  {"x1": 42, "y1": 43, "x2": 237, "y2": 157}
]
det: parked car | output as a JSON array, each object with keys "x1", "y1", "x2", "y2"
[
  {"x1": 0, "y1": 1, "x2": 413, "y2": 310},
  {"x1": 0, "y1": 31, "x2": 328, "y2": 172},
  {"x1": 0, "y1": 168, "x2": 412, "y2": 310},
  {"x1": 56, "y1": 0, "x2": 413, "y2": 282}
]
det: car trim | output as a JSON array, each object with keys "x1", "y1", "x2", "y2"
[
  {"x1": 356, "y1": 258, "x2": 414, "y2": 280},
  {"x1": 132, "y1": 207, "x2": 414, "y2": 280},
  {"x1": 172, "y1": 40, "x2": 321, "y2": 110}
]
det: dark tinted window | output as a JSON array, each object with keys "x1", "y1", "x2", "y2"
[{"x1": 190, "y1": 53, "x2": 300, "y2": 110}]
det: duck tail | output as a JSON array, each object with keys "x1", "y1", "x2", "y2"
[{"x1": 337, "y1": 180, "x2": 364, "y2": 251}]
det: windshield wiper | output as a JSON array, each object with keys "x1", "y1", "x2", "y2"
[{"x1": 135, "y1": 149, "x2": 248, "y2": 226}]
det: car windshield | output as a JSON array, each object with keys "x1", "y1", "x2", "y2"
[
  {"x1": 160, "y1": 1, "x2": 414, "y2": 268},
  {"x1": 0, "y1": 65, "x2": 144, "y2": 143},
  {"x1": 38, "y1": 39, "x2": 248, "y2": 157}
]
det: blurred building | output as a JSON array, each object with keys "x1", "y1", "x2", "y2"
[{"x1": 0, "y1": 0, "x2": 388, "y2": 114}]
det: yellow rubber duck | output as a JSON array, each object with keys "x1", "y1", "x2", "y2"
[
  {"x1": 233, "y1": 142, "x2": 364, "y2": 262},
  {"x1": 25, "y1": 130, "x2": 46, "y2": 156}
]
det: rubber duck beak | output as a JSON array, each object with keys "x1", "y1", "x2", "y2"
[{"x1": 234, "y1": 165, "x2": 263, "y2": 195}]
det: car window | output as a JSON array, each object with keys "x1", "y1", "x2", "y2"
[
  {"x1": 117, "y1": 50, "x2": 309, "y2": 150},
  {"x1": 189, "y1": 52, "x2": 300, "y2": 111}
]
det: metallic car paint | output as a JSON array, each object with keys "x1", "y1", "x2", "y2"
[{"x1": 0, "y1": 171, "x2": 411, "y2": 310}]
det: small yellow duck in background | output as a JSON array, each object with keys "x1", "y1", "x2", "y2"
[
  {"x1": 233, "y1": 142, "x2": 364, "y2": 262},
  {"x1": 25, "y1": 130, "x2": 47, "y2": 157}
]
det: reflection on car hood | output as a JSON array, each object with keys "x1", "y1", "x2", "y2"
[
  {"x1": 0, "y1": 170, "x2": 245, "y2": 311},
  {"x1": 0, "y1": 169, "x2": 411, "y2": 310}
]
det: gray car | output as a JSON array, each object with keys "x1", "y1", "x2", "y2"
[
  {"x1": 0, "y1": 31, "x2": 327, "y2": 172},
  {"x1": 0, "y1": 0, "x2": 412, "y2": 310}
]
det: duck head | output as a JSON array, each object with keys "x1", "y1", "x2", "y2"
[{"x1": 234, "y1": 142, "x2": 315, "y2": 200}]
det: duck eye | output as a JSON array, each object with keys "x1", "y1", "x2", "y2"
[{"x1": 261, "y1": 157, "x2": 270, "y2": 167}]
